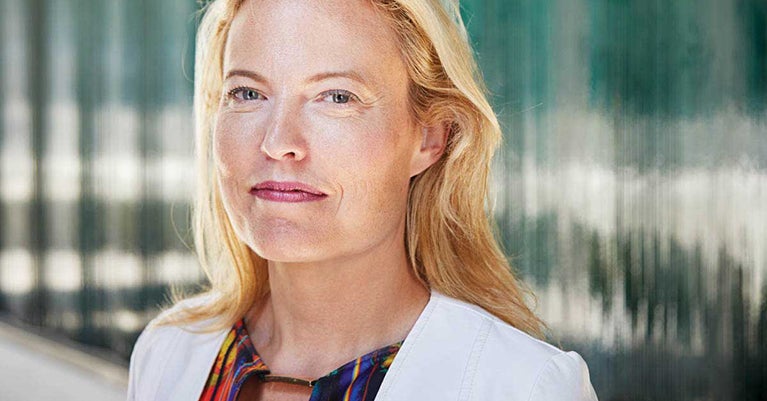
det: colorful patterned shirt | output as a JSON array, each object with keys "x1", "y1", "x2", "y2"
[{"x1": 198, "y1": 318, "x2": 403, "y2": 401}]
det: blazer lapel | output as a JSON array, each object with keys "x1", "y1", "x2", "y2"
[
  {"x1": 374, "y1": 291, "x2": 491, "y2": 401},
  {"x1": 166, "y1": 327, "x2": 229, "y2": 401}
]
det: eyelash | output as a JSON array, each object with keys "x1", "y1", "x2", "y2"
[
  {"x1": 226, "y1": 86, "x2": 262, "y2": 102},
  {"x1": 224, "y1": 87, "x2": 359, "y2": 105},
  {"x1": 320, "y1": 89, "x2": 359, "y2": 105}
]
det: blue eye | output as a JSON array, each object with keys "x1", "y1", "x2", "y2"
[
  {"x1": 331, "y1": 92, "x2": 350, "y2": 104},
  {"x1": 228, "y1": 87, "x2": 263, "y2": 101},
  {"x1": 322, "y1": 90, "x2": 357, "y2": 104}
]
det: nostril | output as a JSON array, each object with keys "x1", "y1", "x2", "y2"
[{"x1": 259, "y1": 129, "x2": 306, "y2": 161}]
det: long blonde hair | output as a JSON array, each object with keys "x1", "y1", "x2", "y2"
[{"x1": 157, "y1": 0, "x2": 545, "y2": 339}]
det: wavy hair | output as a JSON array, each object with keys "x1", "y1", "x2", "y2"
[{"x1": 156, "y1": 0, "x2": 545, "y2": 339}]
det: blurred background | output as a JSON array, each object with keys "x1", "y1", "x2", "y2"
[{"x1": 0, "y1": 0, "x2": 765, "y2": 400}]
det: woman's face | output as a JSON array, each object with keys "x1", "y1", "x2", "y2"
[{"x1": 215, "y1": 0, "x2": 434, "y2": 262}]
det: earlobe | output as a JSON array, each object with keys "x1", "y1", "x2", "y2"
[{"x1": 409, "y1": 122, "x2": 449, "y2": 177}]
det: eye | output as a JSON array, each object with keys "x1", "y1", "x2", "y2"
[
  {"x1": 320, "y1": 89, "x2": 358, "y2": 105},
  {"x1": 227, "y1": 87, "x2": 264, "y2": 102}
]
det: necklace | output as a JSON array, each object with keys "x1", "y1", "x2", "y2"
[{"x1": 258, "y1": 373, "x2": 318, "y2": 388}]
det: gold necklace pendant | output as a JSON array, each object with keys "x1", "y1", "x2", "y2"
[{"x1": 258, "y1": 374, "x2": 318, "y2": 388}]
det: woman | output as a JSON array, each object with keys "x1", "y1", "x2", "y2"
[{"x1": 128, "y1": 0, "x2": 598, "y2": 400}]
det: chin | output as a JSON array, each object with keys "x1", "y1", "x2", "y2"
[
  {"x1": 249, "y1": 231, "x2": 330, "y2": 263},
  {"x1": 237, "y1": 216, "x2": 315, "y2": 255},
  {"x1": 252, "y1": 247, "x2": 329, "y2": 264}
]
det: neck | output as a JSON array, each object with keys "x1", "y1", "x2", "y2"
[{"x1": 245, "y1": 230, "x2": 430, "y2": 379}]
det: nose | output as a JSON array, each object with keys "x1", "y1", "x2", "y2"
[{"x1": 260, "y1": 100, "x2": 307, "y2": 161}]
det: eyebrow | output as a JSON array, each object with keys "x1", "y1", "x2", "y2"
[
  {"x1": 224, "y1": 69, "x2": 370, "y2": 86},
  {"x1": 225, "y1": 69, "x2": 269, "y2": 83},
  {"x1": 307, "y1": 71, "x2": 368, "y2": 85}
]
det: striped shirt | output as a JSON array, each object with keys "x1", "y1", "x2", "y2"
[{"x1": 198, "y1": 318, "x2": 402, "y2": 401}]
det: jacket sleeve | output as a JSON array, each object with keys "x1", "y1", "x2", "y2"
[{"x1": 527, "y1": 351, "x2": 599, "y2": 401}]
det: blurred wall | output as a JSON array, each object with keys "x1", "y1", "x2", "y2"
[
  {"x1": 0, "y1": 0, "x2": 200, "y2": 358},
  {"x1": 461, "y1": 0, "x2": 767, "y2": 400},
  {"x1": 1, "y1": 0, "x2": 765, "y2": 400}
]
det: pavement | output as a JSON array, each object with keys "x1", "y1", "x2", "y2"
[{"x1": 0, "y1": 320, "x2": 128, "y2": 401}]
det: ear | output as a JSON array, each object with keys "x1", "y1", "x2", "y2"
[{"x1": 409, "y1": 122, "x2": 449, "y2": 177}]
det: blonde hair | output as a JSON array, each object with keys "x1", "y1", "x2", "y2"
[{"x1": 157, "y1": 0, "x2": 545, "y2": 339}]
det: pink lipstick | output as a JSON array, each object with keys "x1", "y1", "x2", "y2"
[{"x1": 250, "y1": 181, "x2": 327, "y2": 203}]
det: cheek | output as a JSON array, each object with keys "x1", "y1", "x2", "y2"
[
  {"x1": 213, "y1": 113, "x2": 262, "y2": 179},
  {"x1": 212, "y1": 114, "x2": 264, "y2": 229},
  {"x1": 326, "y1": 117, "x2": 414, "y2": 213}
]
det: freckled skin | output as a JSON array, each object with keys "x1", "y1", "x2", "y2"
[{"x1": 214, "y1": 0, "x2": 422, "y2": 263}]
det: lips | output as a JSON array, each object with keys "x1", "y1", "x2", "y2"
[{"x1": 250, "y1": 180, "x2": 327, "y2": 203}]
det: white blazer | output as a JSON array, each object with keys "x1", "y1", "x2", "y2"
[{"x1": 128, "y1": 290, "x2": 598, "y2": 400}]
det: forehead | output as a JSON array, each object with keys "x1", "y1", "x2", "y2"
[{"x1": 224, "y1": 0, "x2": 406, "y2": 82}]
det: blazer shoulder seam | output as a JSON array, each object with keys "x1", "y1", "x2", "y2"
[
  {"x1": 458, "y1": 318, "x2": 493, "y2": 401},
  {"x1": 524, "y1": 350, "x2": 569, "y2": 401}
]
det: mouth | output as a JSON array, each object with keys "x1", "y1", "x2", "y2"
[{"x1": 250, "y1": 181, "x2": 328, "y2": 203}]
